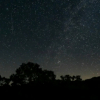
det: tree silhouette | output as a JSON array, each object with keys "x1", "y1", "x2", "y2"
[
  {"x1": 10, "y1": 62, "x2": 56, "y2": 86},
  {"x1": 10, "y1": 62, "x2": 42, "y2": 86},
  {"x1": 0, "y1": 75, "x2": 10, "y2": 86},
  {"x1": 60, "y1": 75, "x2": 71, "y2": 81},
  {"x1": 64, "y1": 75, "x2": 71, "y2": 81},
  {"x1": 71, "y1": 75, "x2": 76, "y2": 81},
  {"x1": 10, "y1": 74, "x2": 24, "y2": 86},
  {"x1": 0, "y1": 75, "x2": 4, "y2": 86},
  {"x1": 75, "y1": 75, "x2": 82, "y2": 81},
  {"x1": 60, "y1": 75, "x2": 64, "y2": 81},
  {"x1": 41, "y1": 70, "x2": 56, "y2": 82}
]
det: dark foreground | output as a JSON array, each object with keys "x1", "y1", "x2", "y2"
[{"x1": 0, "y1": 81, "x2": 100, "y2": 100}]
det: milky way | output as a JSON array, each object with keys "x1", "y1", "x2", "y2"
[{"x1": 0, "y1": 0, "x2": 100, "y2": 80}]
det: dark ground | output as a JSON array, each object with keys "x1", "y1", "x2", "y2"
[{"x1": 0, "y1": 81, "x2": 100, "y2": 100}]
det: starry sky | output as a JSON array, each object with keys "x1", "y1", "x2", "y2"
[{"x1": 0, "y1": 0, "x2": 100, "y2": 80}]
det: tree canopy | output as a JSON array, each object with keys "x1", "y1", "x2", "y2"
[{"x1": 10, "y1": 62, "x2": 56, "y2": 86}]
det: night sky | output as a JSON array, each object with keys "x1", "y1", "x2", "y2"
[{"x1": 0, "y1": 0, "x2": 100, "y2": 80}]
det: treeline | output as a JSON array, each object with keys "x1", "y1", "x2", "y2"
[
  {"x1": 0, "y1": 62, "x2": 100, "y2": 99},
  {"x1": 0, "y1": 62, "x2": 100, "y2": 86},
  {"x1": 0, "y1": 62, "x2": 83, "y2": 87}
]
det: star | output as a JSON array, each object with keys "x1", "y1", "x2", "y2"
[
  {"x1": 57, "y1": 61, "x2": 61, "y2": 64},
  {"x1": 6, "y1": 8, "x2": 9, "y2": 10}
]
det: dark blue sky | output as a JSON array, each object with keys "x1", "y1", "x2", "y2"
[{"x1": 0, "y1": 0, "x2": 100, "y2": 80}]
